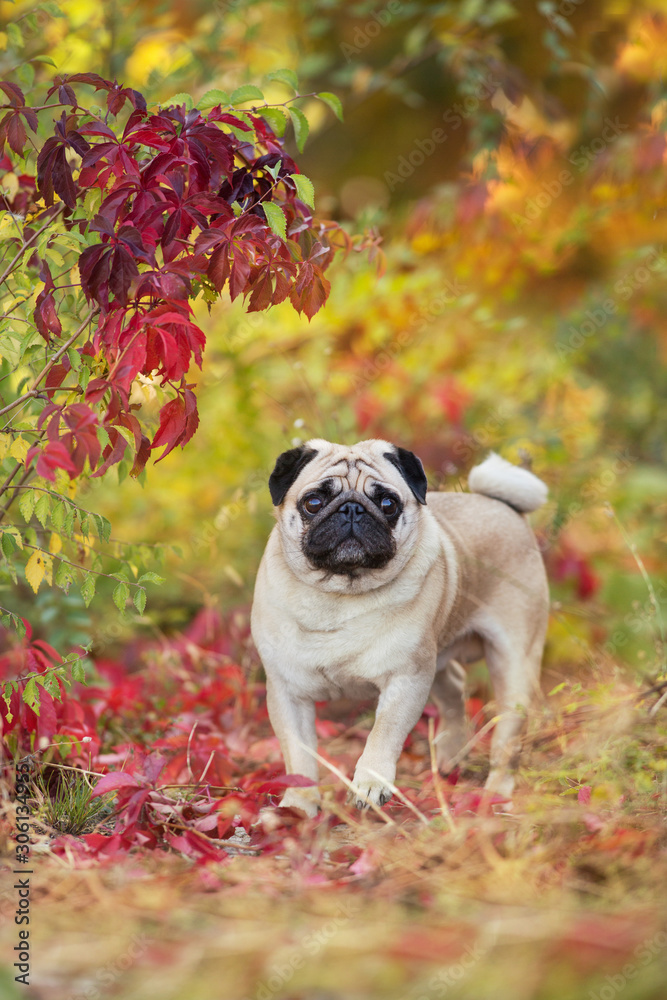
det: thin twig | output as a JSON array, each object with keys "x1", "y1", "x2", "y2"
[
  {"x1": 0, "y1": 463, "x2": 33, "y2": 525},
  {"x1": 186, "y1": 721, "x2": 198, "y2": 781},
  {"x1": 0, "y1": 308, "x2": 98, "y2": 420},
  {"x1": 0, "y1": 205, "x2": 64, "y2": 290}
]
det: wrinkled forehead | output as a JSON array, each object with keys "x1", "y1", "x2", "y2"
[{"x1": 295, "y1": 439, "x2": 402, "y2": 496}]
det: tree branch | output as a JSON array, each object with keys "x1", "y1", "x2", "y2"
[{"x1": 0, "y1": 307, "x2": 98, "y2": 420}]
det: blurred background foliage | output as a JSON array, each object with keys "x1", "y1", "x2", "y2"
[{"x1": 3, "y1": 0, "x2": 666, "y2": 679}]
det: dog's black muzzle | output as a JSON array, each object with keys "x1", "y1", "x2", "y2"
[{"x1": 302, "y1": 490, "x2": 396, "y2": 575}]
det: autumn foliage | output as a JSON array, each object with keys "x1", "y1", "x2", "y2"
[
  {"x1": 2, "y1": 72, "x2": 335, "y2": 485},
  {"x1": 2, "y1": 2, "x2": 667, "y2": 996}
]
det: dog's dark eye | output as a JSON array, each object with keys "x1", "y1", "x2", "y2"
[
  {"x1": 380, "y1": 496, "x2": 399, "y2": 518},
  {"x1": 303, "y1": 494, "x2": 323, "y2": 515}
]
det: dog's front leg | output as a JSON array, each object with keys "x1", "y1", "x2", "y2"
[
  {"x1": 351, "y1": 670, "x2": 433, "y2": 810},
  {"x1": 266, "y1": 678, "x2": 321, "y2": 817}
]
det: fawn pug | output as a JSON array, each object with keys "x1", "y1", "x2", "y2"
[{"x1": 251, "y1": 439, "x2": 549, "y2": 816}]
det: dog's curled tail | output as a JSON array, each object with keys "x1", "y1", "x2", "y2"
[{"x1": 468, "y1": 452, "x2": 548, "y2": 513}]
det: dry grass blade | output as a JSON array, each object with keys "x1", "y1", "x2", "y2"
[
  {"x1": 365, "y1": 768, "x2": 430, "y2": 824},
  {"x1": 427, "y1": 716, "x2": 456, "y2": 833}
]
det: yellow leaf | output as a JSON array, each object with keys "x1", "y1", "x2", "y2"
[
  {"x1": 25, "y1": 550, "x2": 47, "y2": 594},
  {"x1": 10, "y1": 437, "x2": 29, "y2": 464},
  {"x1": 49, "y1": 533, "x2": 62, "y2": 555}
]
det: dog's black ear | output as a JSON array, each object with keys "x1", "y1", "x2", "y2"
[
  {"x1": 384, "y1": 446, "x2": 428, "y2": 505},
  {"x1": 269, "y1": 446, "x2": 318, "y2": 505}
]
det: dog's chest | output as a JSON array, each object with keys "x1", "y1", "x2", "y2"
[{"x1": 279, "y1": 604, "x2": 425, "y2": 700}]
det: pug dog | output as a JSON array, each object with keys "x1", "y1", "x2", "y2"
[{"x1": 251, "y1": 439, "x2": 549, "y2": 817}]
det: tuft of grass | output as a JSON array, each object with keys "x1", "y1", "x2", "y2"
[{"x1": 36, "y1": 768, "x2": 114, "y2": 836}]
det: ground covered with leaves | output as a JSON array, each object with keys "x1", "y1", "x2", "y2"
[{"x1": 2, "y1": 609, "x2": 666, "y2": 1000}]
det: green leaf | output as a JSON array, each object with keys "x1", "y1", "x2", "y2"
[
  {"x1": 17, "y1": 62, "x2": 35, "y2": 89},
  {"x1": 79, "y1": 512, "x2": 90, "y2": 537},
  {"x1": 199, "y1": 88, "x2": 231, "y2": 109},
  {"x1": 113, "y1": 581, "x2": 129, "y2": 612},
  {"x1": 163, "y1": 92, "x2": 194, "y2": 110},
  {"x1": 55, "y1": 559, "x2": 74, "y2": 594},
  {"x1": 134, "y1": 588, "x2": 147, "y2": 615},
  {"x1": 22, "y1": 677, "x2": 40, "y2": 713},
  {"x1": 2, "y1": 613, "x2": 26, "y2": 639},
  {"x1": 18, "y1": 490, "x2": 36, "y2": 523},
  {"x1": 6, "y1": 22, "x2": 23, "y2": 50},
  {"x1": 1, "y1": 531, "x2": 16, "y2": 559},
  {"x1": 138, "y1": 571, "x2": 165, "y2": 586},
  {"x1": 67, "y1": 348, "x2": 82, "y2": 371},
  {"x1": 231, "y1": 84, "x2": 264, "y2": 105},
  {"x1": 263, "y1": 202, "x2": 287, "y2": 240},
  {"x1": 51, "y1": 501, "x2": 66, "y2": 532},
  {"x1": 34, "y1": 493, "x2": 51, "y2": 529},
  {"x1": 40, "y1": 670, "x2": 61, "y2": 699},
  {"x1": 78, "y1": 365, "x2": 91, "y2": 391},
  {"x1": 266, "y1": 68, "x2": 299, "y2": 92},
  {"x1": 64, "y1": 504, "x2": 75, "y2": 536},
  {"x1": 93, "y1": 514, "x2": 111, "y2": 543},
  {"x1": 288, "y1": 107, "x2": 309, "y2": 153},
  {"x1": 261, "y1": 107, "x2": 288, "y2": 137},
  {"x1": 317, "y1": 91, "x2": 343, "y2": 122},
  {"x1": 33, "y1": 55, "x2": 57, "y2": 67},
  {"x1": 80, "y1": 573, "x2": 96, "y2": 608},
  {"x1": 291, "y1": 173, "x2": 315, "y2": 209},
  {"x1": 71, "y1": 658, "x2": 86, "y2": 683}
]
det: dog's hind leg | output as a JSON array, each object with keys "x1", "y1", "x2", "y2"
[
  {"x1": 430, "y1": 657, "x2": 469, "y2": 773},
  {"x1": 483, "y1": 633, "x2": 543, "y2": 803}
]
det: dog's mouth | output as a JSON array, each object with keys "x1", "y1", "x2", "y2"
[{"x1": 302, "y1": 491, "x2": 396, "y2": 575}]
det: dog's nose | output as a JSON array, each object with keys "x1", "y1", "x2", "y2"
[{"x1": 338, "y1": 501, "x2": 365, "y2": 522}]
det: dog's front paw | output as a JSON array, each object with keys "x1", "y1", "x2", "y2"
[
  {"x1": 484, "y1": 768, "x2": 515, "y2": 812},
  {"x1": 280, "y1": 786, "x2": 321, "y2": 818},
  {"x1": 349, "y1": 766, "x2": 393, "y2": 810}
]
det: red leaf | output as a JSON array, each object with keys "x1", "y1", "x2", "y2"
[
  {"x1": 26, "y1": 440, "x2": 77, "y2": 482},
  {"x1": 152, "y1": 390, "x2": 199, "y2": 461},
  {"x1": 229, "y1": 249, "x2": 251, "y2": 301},
  {"x1": 108, "y1": 246, "x2": 139, "y2": 305},
  {"x1": 37, "y1": 137, "x2": 77, "y2": 209},
  {"x1": 34, "y1": 290, "x2": 62, "y2": 342},
  {"x1": 289, "y1": 262, "x2": 331, "y2": 319},
  {"x1": 6, "y1": 112, "x2": 26, "y2": 156},
  {"x1": 207, "y1": 245, "x2": 230, "y2": 293},
  {"x1": 130, "y1": 434, "x2": 151, "y2": 478},
  {"x1": 58, "y1": 83, "x2": 77, "y2": 107},
  {"x1": 256, "y1": 774, "x2": 317, "y2": 794},
  {"x1": 578, "y1": 785, "x2": 592, "y2": 805},
  {"x1": 91, "y1": 427, "x2": 128, "y2": 478},
  {"x1": 44, "y1": 363, "x2": 69, "y2": 392},
  {"x1": 90, "y1": 771, "x2": 140, "y2": 798},
  {"x1": 0, "y1": 81, "x2": 24, "y2": 106}
]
